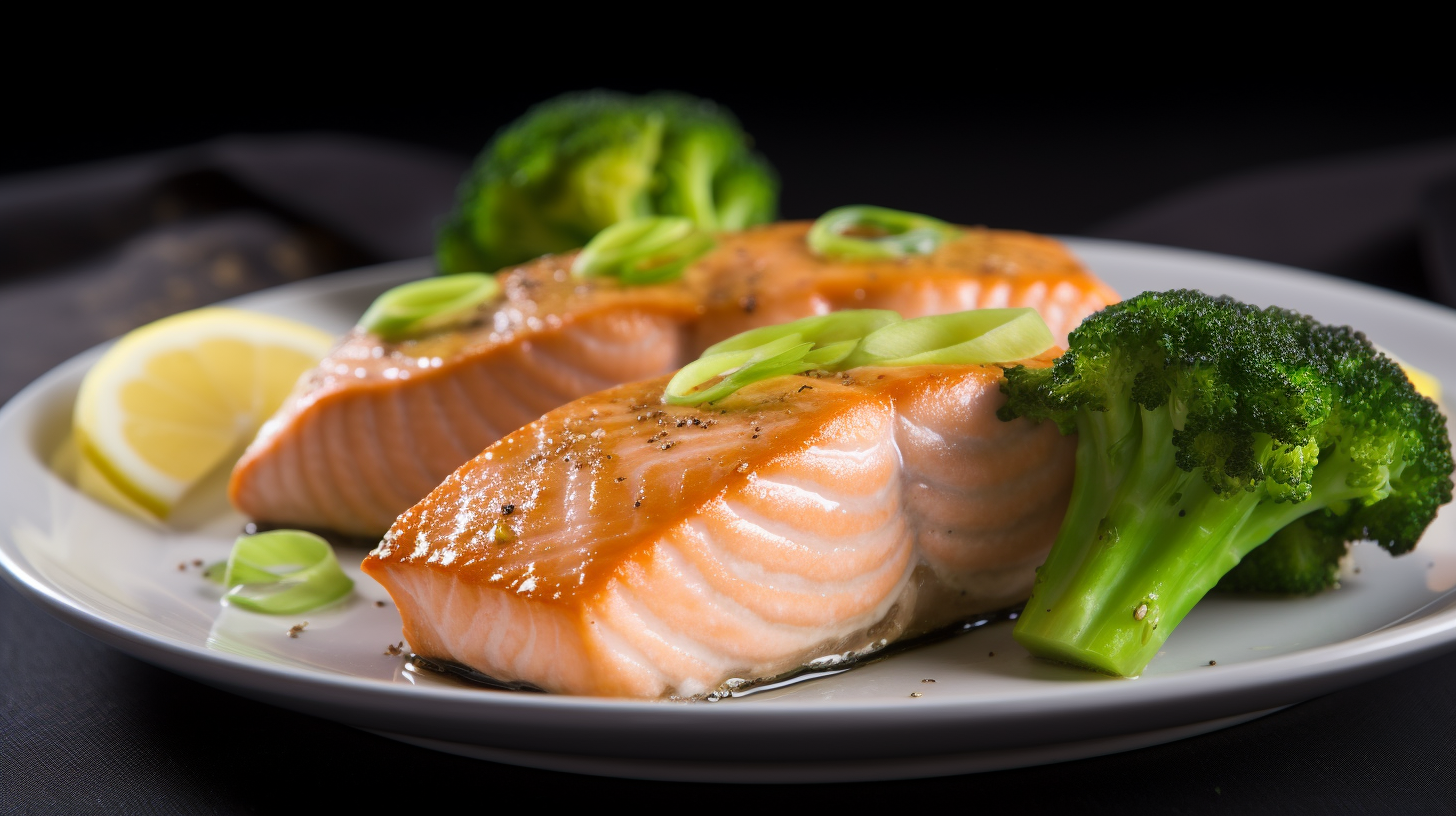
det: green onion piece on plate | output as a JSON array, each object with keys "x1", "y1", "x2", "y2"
[
  {"x1": 572, "y1": 215, "x2": 717, "y2": 284},
  {"x1": 844, "y1": 308, "x2": 1056, "y2": 368},
  {"x1": 807, "y1": 205, "x2": 962, "y2": 261},
  {"x1": 359, "y1": 273, "x2": 499, "y2": 342},
  {"x1": 219, "y1": 529, "x2": 354, "y2": 615}
]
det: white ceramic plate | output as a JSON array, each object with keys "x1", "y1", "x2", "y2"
[{"x1": 4, "y1": 239, "x2": 1456, "y2": 784}]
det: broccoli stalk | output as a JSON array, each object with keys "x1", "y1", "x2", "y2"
[{"x1": 999, "y1": 290, "x2": 1453, "y2": 677}]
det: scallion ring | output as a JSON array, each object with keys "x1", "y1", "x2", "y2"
[
  {"x1": 664, "y1": 307, "x2": 1057, "y2": 404},
  {"x1": 572, "y1": 216, "x2": 716, "y2": 284},
  {"x1": 359, "y1": 273, "x2": 499, "y2": 342},
  {"x1": 218, "y1": 530, "x2": 354, "y2": 615},
  {"x1": 668, "y1": 310, "x2": 903, "y2": 405},
  {"x1": 807, "y1": 205, "x2": 962, "y2": 261},
  {"x1": 701, "y1": 309, "x2": 901, "y2": 356},
  {"x1": 665, "y1": 334, "x2": 815, "y2": 405},
  {"x1": 843, "y1": 308, "x2": 1056, "y2": 368}
]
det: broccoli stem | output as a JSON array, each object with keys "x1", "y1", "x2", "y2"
[
  {"x1": 715, "y1": 169, "x2": 761, "y2": 232},
  {"x1": 664, "y1": 135, "x2": 719, "y2": 229},
  {"x1": 1014, "y1": 405, "x2": 1372, "y2": 676}
]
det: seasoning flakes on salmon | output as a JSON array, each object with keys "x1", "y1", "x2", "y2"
[
  {"x1": 233, "y1": 223, "x2": 1112, "y2": 535},
  {"x1": 362, "y1": 359, "x2": 1075, "y2": 697}
]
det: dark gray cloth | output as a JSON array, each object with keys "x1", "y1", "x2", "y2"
[
  {"x1": 5, "y1": 135, "x2": 1456, "y2": 813},
  {"x1": 0, "y1": 132, "x2": 467, "y2": 277},
  {"x1": 0, "y1": 134, "x2": 467, "y2": 402},
  {"x1": 1091, "y1": 139, "x2": 1456, "y2": 304}
]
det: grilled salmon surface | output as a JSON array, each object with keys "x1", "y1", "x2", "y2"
[
  {"x1": 233, "y1": 222, "x2": 1112, "y2": 535},
  {"x1": 362, "y1": 357, "x2": 1076, "y2": 698}
]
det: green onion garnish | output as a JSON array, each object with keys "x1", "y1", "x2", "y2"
[
  {"x1": 701, "y1": 309, "x2": 902, "y2": 356},
  {"x1": 359, "y1": 273, "x2": 499, "y2": 342},
  {"x1": 217, "y1": 530, "x2": 354, "y2": 615},
  {"x1": 807, "y1": 205, "x2": 962, "y2": 261},
  {"x1": 664, "y1": 308, "x2": 1055, "y2": 405},
  {"x1": 571, "y1": 215, "x2": 716, "y2": 284},
  {"x1": 843, "y1": 308, "x2": 1056, "y2": 369},
  {"x1": 666, "y1": 334, "x2": 816, "y2": 405}
]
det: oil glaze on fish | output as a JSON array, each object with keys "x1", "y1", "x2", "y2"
[
  {"x1": 362, "y1": 357, "x2": 1075, "y2": 698},
  {"x1": 233, "y1": 223, "x2": 1112, "y2": 535}
]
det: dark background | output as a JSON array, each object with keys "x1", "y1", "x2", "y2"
[
  {"x1": 6, "y1": 63, "x2": 1456, "y2": 813},
  {"x1": 9, "y1": 72, "x2": 1456, "y2": 237}
]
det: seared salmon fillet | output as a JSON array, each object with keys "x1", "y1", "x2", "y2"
[
  {"x1": 362, "y1": 357, "x2": 1075, "y2": 697},
  {"x1": 233, "y1": 223, "x2": 1112, "y2": 535}
]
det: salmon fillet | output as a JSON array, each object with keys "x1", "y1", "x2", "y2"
[
  {"x1": 362, "y1": 358, "x2": 1076, "y2": 697},
  {"x1": 234, "y1": 222, "x2": 1112, "y2": 535}
]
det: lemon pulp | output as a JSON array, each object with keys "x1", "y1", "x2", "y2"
[{"x1": 73, "y1": 308, "x2": 332, "y2": 518}]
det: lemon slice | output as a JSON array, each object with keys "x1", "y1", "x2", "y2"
[
  {"x1": 1402, "y1": 363, "x2": 1442, "y2": 403},
  {"x1": 1375, "y1": 344, "x2": 1442, "y2": 403},
  {"x1": 74, "y1": 308, "x2": 333, "y2": 518}
]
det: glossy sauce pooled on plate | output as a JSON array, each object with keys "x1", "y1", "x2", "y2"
[
  {"x1": 362, "y1": 355, "x2": 1075, "y2": 698},
  {"x1": 232, "y1": 223, "x2": 1114, "y2": 536}
]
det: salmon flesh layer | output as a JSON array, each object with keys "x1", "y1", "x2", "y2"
[
  {"x1": 362, "y1": 360, "x2": 1076, "y2": 698},
  {"x1": 234, "y1": 222, "x2": 1112, "y2": 535}
]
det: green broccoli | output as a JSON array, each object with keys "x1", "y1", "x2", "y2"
[
  {"x1": 1216, "y1": 512, "x2": 1348, "y2": 595},
  {"x1": 997, "y1": 289, "x2": 1453, "y2": 676},
  {"x1": 437, "y1": 90, "x2": 778, "y2": 275}
]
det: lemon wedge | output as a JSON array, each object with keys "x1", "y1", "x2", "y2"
[{"x1": 73, "y1": 308, "x2": 333, "y2": 518}]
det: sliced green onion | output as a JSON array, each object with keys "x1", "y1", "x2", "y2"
[
  {"x1": 668, "y1": 311, "x2": 903, "y2": 405},
  {"x1": 844, "y1": 308, "x2": 1056, "y2": 368},
  {"x1": 802, "y1": 339, "x2": 859, "y2": 368},
  {"x1": 360, "y1": 273, "x2": 499, "y2": 342},
  {"x1": 702, "y1": 309, "x2": 901, "y2": 357},
  {"x1": 572, "y1": 216, "x2": 716, "y2": 284},
  {"x1": 665, "y1": 334, "x2": 814, "y2": 405},
  {"x1": 665, "y1": 307, "x2": 1056, "y2": 404},
  {"x1": 219, "y1": 530, "x2": 354, "y2": 615},
  {"x1": 807, "y1": 205, "x2": 962, "y2": 261}
]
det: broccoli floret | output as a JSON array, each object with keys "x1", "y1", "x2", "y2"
[
  {"x1": 1217, "y1": 512, "x2": 1348, "y2": 595},
  {"x1": 437, "y1": 90, "x2": 778, "y2": 275},
  {"x1": 998, "y1": 289, "x2": 1453, "y2": 676}
]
